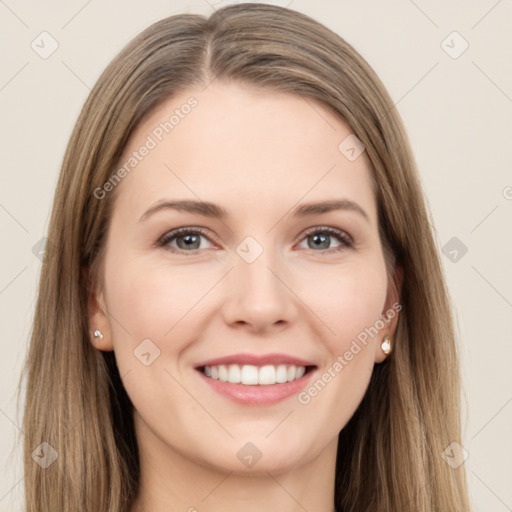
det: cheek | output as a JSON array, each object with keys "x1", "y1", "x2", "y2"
[
  {"x1": 105, "y1": 253, "x2": 210, "y2": 344},
  {"x1": 292, "y1": 259, "x2": 388, "y2": 433},
  {"x1": 298, "y1": 257, "x2": 388, "y2": 351},
  {"x1": 102, "y1": 255, "x2": 204, "y2": 418}
]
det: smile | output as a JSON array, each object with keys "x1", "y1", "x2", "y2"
[
  {"x1": 201, "y1": 363, "x2": 311, "y2": 385},
  {"x1": 194, "y1": 353, "x2": 318, "y2": 404}
]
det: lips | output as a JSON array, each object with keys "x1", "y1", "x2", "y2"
[
  {"x1": 194, "y1": 353, "x2": 318, "y2": 405},
  {"x1": 194, "y1": 353, "x2": 317, "y2": 368}
]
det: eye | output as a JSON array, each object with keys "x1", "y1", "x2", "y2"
[
  {"x1": 157, "y1": 226, "x2": 353, "y2": 255},
  {"x1": 158, "y1": 227, "x2": 215, "y2": 253},
  {"x1": 297, "y1": 226, "x2": 353, "y2": 253}
]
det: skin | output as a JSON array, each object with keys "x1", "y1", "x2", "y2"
[{"x1": 88, "y1": 81, "x2": 402, "y2": 512}]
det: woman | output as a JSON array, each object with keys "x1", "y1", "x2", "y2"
[{"x1": 19, "y1": 3, "x2": 471, "y2": 511}]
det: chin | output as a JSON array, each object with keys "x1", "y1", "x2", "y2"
[{"x1": 200, "y1": 442, "x2": 309, "y2": 476}]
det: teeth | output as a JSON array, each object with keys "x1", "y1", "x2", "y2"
[
  {"x1": 258, "y1": 365, "x2": 275, "y2": 385},
  {"x1": 241, "y1": 365, "x2": 259, "y2": 385},
  {"x1": 228, "y1": 364, "x2": 241, "y2": 383},
  {"x1": 276, "y1": 364, "x2": 288, "y2": 383},
  {"x1": 201, "y1": 364, "x2": 309, "y2": 385},
  {"x1": 218, "y1": 365, "x2": 228, "y2": 382}
]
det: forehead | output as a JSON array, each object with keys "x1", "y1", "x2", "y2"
[{"x1": 112, "y1": 81, "x2": 376, "y2": 223}]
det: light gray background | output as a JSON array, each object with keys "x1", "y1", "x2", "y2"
[{"x1": 1, "y1": 1, "x2": 511, "y2": 510}]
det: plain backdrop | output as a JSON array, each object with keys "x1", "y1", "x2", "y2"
[{"x1": 1, "y1": 1, "x2": 511, "y2": 510}]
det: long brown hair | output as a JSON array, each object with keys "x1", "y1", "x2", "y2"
[{"x1": 19, "y1": 4, "x2": 471, "y2": 511}]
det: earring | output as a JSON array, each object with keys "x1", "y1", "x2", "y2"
[
  {"x1": 381, "y1": 335, "x2": 392, "y2": 355},
  {"x1": 93, "y1": 329, "x2": 104, "y2": 340}
]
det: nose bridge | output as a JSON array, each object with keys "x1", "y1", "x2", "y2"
[
  {"x1": 236, "y1": 238, "x2": 285, "y2": 301},
  {"x1": 224, "y1": 235, "x2": 295, "y2": 329}
]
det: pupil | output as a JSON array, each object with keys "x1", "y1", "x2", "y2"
[
  {"x1": 178, "y1": 234, "x2": 199, "y2": 249},
  {"x1": 310, "y1": 233, "x2": 329, "y2": 249}
]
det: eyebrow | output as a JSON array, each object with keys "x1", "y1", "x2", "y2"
[{"x1": 139, "y1": 198, "x2": 370, "y2": 223}]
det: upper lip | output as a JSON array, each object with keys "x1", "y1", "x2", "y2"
[{"x1": 194, "y1": 353, "x2": 317, "y2": 368}]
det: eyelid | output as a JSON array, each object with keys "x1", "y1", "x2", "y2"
[
  {"x1": 157, "y1": 226, "x2": 217, "y2": 251},
  {"x1": 299, "y1": 225, "x2": 353, "y2": 246},
  {"x1": 157, "y1": 225, "x2": 354, "y2": 254}
]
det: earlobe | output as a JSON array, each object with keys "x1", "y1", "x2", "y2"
[
  {"x1": 83, "y1": 267, "x2": 114, "y2": 351},
  {"x1": 374, "y1": 335, "x2": 393, "y2": 364},
  {"x1": 374, "y1": 264, "x2": 403, "y2": 364}
]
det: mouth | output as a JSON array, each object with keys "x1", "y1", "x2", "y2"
[
  {"x1": 193, "y1": 354, "x2": 318, "y2": 405},
  {"x1": 197, "y1": 363, "x2": 316, "y2": 386}
]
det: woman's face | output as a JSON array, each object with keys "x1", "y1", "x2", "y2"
[{"x1": 89, "y1": 81, "x2": 400, "y2": 474}]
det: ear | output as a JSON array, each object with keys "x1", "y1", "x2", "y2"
[
  {"x1": 83, "y1": 267, "x2": 114, "y2": 351},
  {"x1": 374, "y1": 263, "x2": 403, "y2": 364}
]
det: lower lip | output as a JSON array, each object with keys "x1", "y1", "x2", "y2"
[{"x1": 196, "y1": 369, "x2": 316, "y2": 405}]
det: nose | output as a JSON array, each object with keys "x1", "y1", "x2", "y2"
[{"x1": 221, "y1": 248, "x2": 298, "y2": 334}]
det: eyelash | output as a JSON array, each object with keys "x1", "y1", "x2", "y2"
[{"x1": 157, "y1": 226, "x2": 353, "y2": 255}]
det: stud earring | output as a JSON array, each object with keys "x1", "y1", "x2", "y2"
[
  {"x1": 381, "y1": 335, "x2": 392, "y2": 355},
  {"x1": 93, "y1": 329, "x2": 104, "y2": 340}
]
